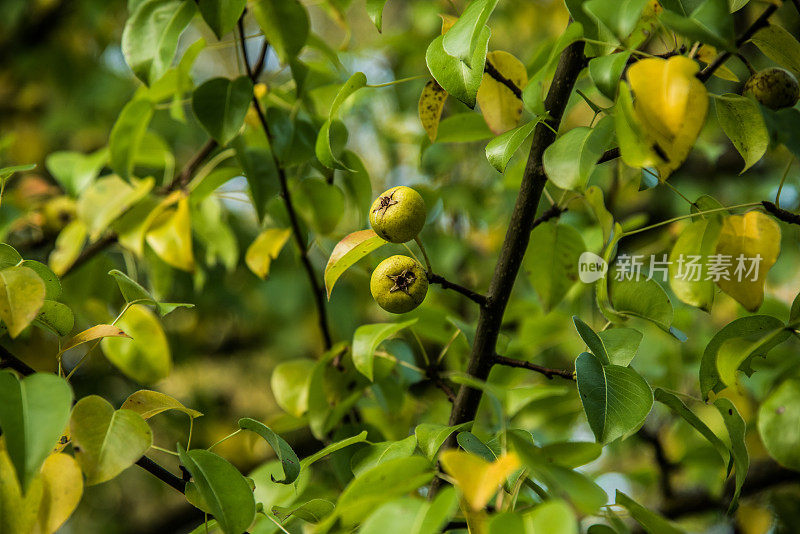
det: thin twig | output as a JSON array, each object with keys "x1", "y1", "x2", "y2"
[
  {"x1": 530, "y1": 204, "x2": 564, "y2": 230},
  {"x1": 492, "y1": 353, "x2": 575, "y2": 380},
  {"x1": 427, "y1": 273, "x2": 487, "y2": 306},
  {"x1": 238, "y1": 18, "x2": 333, "y2": 349},
  {"x1": 762, "y1": 200, "x2": 800, "y2": 225},
  {"x1": 484, "y1": 60, "x2": 522, "y2": 100}
]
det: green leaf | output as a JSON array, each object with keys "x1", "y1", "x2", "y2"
[
  {"x1": 237, "y1": 418, "x2": 299, "y2": 484},
  {"x1": 270, "y1": 359, "x2": 315, "y2": 417},
  {"x1": 101, "y1": 304, "x2": 172, "y2": 384},
  {"x1": 325, "y1": 230, "x2": 387, "y2": 299},
  {"x1": 48, "y1": 221, "x2": 87, "y2": 276},
  {"x1": 315, "y1": 119, "x2": 351, "y2": 170},
  {"x1": 442, "y1": 0, "x2": 498, "y2": 67},
  {"x1": 77, "y1": 176, "x2": 155, "y2": 240},
  {"x1": 526, "y1": 499, "x2": 578, "y2": 534},
  {"x1": 109, "y1": 269, "x2": 192, "y2": 317},
  {"x1": 359, "y1": 488, "x2": 458, "y2": 534},
  {"x1": 20, "y1": 260, "x2": 60, "y2": 300},
  {"x1": 538, "y1": 441, "x2": 603, "y2": 468},
  {"x1": 434, "y1": 112, "x2": 494, "y2": 143},
  {"x1": 192, "y1": 77, "x2": 254, "y2": 146},
  {"x1": 584, "y1": 0, "x2": 649, "y2": 43},
  {"x1": 614, "y1": 83, "x2": 660, "y2": 169},
  {"x1": 758, "y1": 378, "x2": 800, "y2": 471},
  {"x1": 589, "y1": 52, "x2": 632, "y2": 100},
  {"x1": 33, "y1": 300, "x2": 74, "y2": 337},
  {"x1": 749, "y1": 24, "x2": 800, "y2": 74},
  {"x1": 668, "y1": 218, "x2": 723, "y2": 311},
  {"x1": 336, "y1": 457, "x2": 434, "y2": 526},
  {"x1": 572, "y1": 316, "x2": 610, "y2": 365},
  {"x1": 251, "y1": 0, "x2": 309, "y2": 63},
  {"x1": 544, "y1": 118, "x2": 614, "y2": 191},
  {"x1": 616, "y1": 490, "x2": 684, "y2": 533},
  {"x1": 715, "y1": 328, "x2": 790, "y2": 389},
  {"x1": 456, "y1": 432, "x2": 497, "y2": 462},
  {"x1": 232, "y1": 138, "x2": 279, "y2": 223},
  {"x1": 699, "y1": 315, "x2": 789, "y2": 399},
  {"x1": 350, "y1": 435, "x2": 417, "y2": 477},
  {"x1": 485, "y1": 120, "x2": 539, "y2": 173},
  {"x1": 0, "y1": 164, "x2": 36, "y2": 181},
  {"x1": 366, "y1": 0, "x2": 389, "y2": 32},
  {"x1": 272, "y1": 499, "x2": 335, "y2": 523},
  {"x1": 293, "y1": 178, "x2": 345, "y2": 234},
  {"x1": 653, "y1": 388, "x2": 729, "y2": 465},
  {"x1": 0, "y1": 266, "x2": 46, "y2": 338},
  {"x1": 714, "y1": 398, "x2": 748, "y2": 513},
  {"x1": 352, "y1": 319, "x2": 417, "y2": 380},
  {"x1": 300, "y1": 431, "x2": 369, "y2": 470},
  {"x1": 526, "y1": 222, "x2": 585, "y2": 311},
  {"x1": 178, "y1": 446, "x2": 256, "y2": 534},
  {"x1": 576, "y1": 352, "x2": 653, "y2": 443},
  {"x1": 45, "y1": 148, "x2": 108, "y2": 196},
  {"x1": 121, "y1": 0, "x2": 197, "y2": 84},
  {"x1": 714, "y1": 93, "x2": 769, "y2": 173},
  {"x1": 509, "y1": 432, "x2": 607, "y2": 515},
  {"x1": 597, "y1": 327, "x2": 642, "y2": 366},
  {"x1": 197, "y1": 0, "x2": 246, "y2": 39},
  {"x1": 609, "y1": 277, "x2": 674, "y2": 331},
  {"x1": 522, "y1": 22, "x2": 583, "y2": 114},
  {"x1": 70, "y1": 395, "x2": 152, "y2": 485},
  {"x1": 109, "y1": 98, "x2": 155, "y2": 179},
  {"x1": 0, "y1": 372, "x2": 73, "y2": 491},
  {"x1": 120, "y1": 389, "x2": 203, "y2": 419},
  {"x1": 415, "y1": 422, "x2": 472, "y2": 460},
  {"x1": 315, "y1": 73, "x2": 367, "y2": 170},
  {"x1": 426, "y1": 26, "x2": 491, "y2": 108},
  {"x1": 0, "y1": 244, "x2": 22, "y2": 269},
  {"x1": 659, "y1": 0, "x2": 735, "y2": 52}
]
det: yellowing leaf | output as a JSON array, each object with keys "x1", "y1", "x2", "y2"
[
  {"x1": 33, "y1": 453, "x2": 83, "y2": 534},
  {"x1": 715, "y1": 211, "x2": 780, "y2": 312},
  {"x1": 439, "y1": 13, "x2": 458, "y2": 34},
  {"x1": 115, "y1": 190, "x2": 181, "y2": 257},
  {"x1": 324, "y1": 229, "x2": 387, "y2": 299},
  {"x1": 0, "y1": 266, "x2": 46, "y2": 338},
  {"x1": 439, "y1": 450, "x2": 520, "y2": 510},
  {"x1": 627, "y1": 56, "x2": 709, "y2": 179},
  {"x1": 696, "y1": 45, "x2": 739, "y2": 82},
  {"x1": 419, "y1": 80, "x2": 448, "y2": 142},
  {"x1": 59, "y1": 324, "x2": 130, "y2": 356},
  {"x1": 477, "y1": 51, "x2": 527, "y2": 134},
  {"x1": 245, "y1": 228, "x2": 292, "y2": 279},
  {"x1": 48, "y1": 220, "x2": 87, "y2": 276},
  {"x1": 121, "y1": 390, "x2": 202, "y2": 420},
  {"x1": 0, "y1": 443, "x2": 43, "y2": 534},
  {"x1": 101, "y1": 305, "x2": 171, "y2": 384},
  {"x1": 145, "y1": 196, "x2": 195, "y2": 272}
]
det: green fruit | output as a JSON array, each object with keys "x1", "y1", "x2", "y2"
[
  {"x1": 370, "y1": 255, "x2": 428, "y2": 314},
  {"x1": 743, "y1": 68, "x2": 800, "y2": 110},
  {"x1": 369, "y1": 186, "x2": 426, "y2": 243}
]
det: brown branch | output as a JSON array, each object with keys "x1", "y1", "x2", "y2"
[
  {"x1": 530, "y1": 204, "x2": 564, "y2": 230},
  {"x1": 492, "y1": 353, "x2": 575, "y2": 380},
  {"x1": 762, "y1": 200, "x2": 800, "y2": 225},
  {"x1": 427, "y1": 273, "x2": 487, "y2": 306},
  {"x1": 697, "y1": 4, "x2": 778, "y2": 82},
  {"x1": 597, "y1": 147, "x2": 620, "y2": 164},
  {"x1": 167, "y1": 138, "x2": 218, "y2": 191},
  {"x1": 484, "y1": 60, "x2": 522, "y2": 100},
  {"x1": 238, "y1": 18, "x2": 333, "y2": 349},
  {"x1": 430, "y1": 31, "x2": 587, "y2": 496},
  {"x1": 426, "y1": 367, "x2": 457, "y2": 403}
]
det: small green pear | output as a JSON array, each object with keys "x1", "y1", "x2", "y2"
[
  {"x1": 370, "y1": 255, "x2": 428, "y2": 314},
  {"x1": 743, "y1": 68, "x2": 799, "y2": 110},
  {"x1": 369, "y1": 186, "x2": 426, "y2": 243}
]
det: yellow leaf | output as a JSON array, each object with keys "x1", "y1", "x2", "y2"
[
  {"x1": 419, "y1": 80, "x2": 448, "y2": 142},
  {"x1": 32, "y1": 454, "x2": 83, "y2": 534},
  {"x1": 59, "y1": 324, "x2": 130, "y2": 356},
  {"x1": 477, "y1": 51, "x2": 527, "y2": 134},
  {"x1": 627, "y1": 56, "x2": 709, "y2": 179},
  {"x1": 439, "y1": 14, "x2": 457, "y2": 34},
  {"x1": 439, "y1": 450, "x2": 520, "y2": 510},
  {"x1": 48, "y1": 220, "x2": 87, "y2": 276},
  {"x1": 0, "y1": 441, "x2": 43, "y2": 534},
  {"x1": 145, "y1": 196, "x2": 195, "y2": 272},
  {"x1": 115, "y1": 190, "x2": 181, "y2": 257},
  {"x1": 715, "y1": 211, "x2": 780, "y2": 312},
  {"x1": 696, "y1": 45, "x2": 739, "y2": 82},
  {"x1": 245, "y1": 228, "x2": 292, "y2": 279},
  {"x1": 121, "y1": 390, "x2": 203, "y2": 420}
]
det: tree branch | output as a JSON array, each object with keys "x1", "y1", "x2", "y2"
[
  {"x1": 762, "y1": 200, "x2": 800, "y2": 225},
  {"x1": 697, "y1": 4, "x2": 778, "y2": 83},
  {"x1": 492, "y1": 353, "x2": 575, "y2": 380},
  {"x1": 427, "y1": 273, "x2": 487, "y2": 306},
  {"x1": 238, "y1": 18, "x2": 333, "y2": 350},
  {"x1": 484, "y1": 60, "x2": 522, "y2": 100},
  {"x1": 430, "y1": 31, "x2": 587, "y2": 496},
  {"x1": 530, "y1": 204, "x2": 564, "y2": 230}
]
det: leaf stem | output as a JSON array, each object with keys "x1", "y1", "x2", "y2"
[
  {"x1": 207, "y1": 428, "x2": 243, "y2": 451},
  {"x1": 620, "y1": 202, "x2": 762, "y2": 238},
  {"x1": 775, "y1": 156, "x2": 794, "y2": 208},
  {"x1": 366, "y1": 74, "x2": 427, "y2": 88}
]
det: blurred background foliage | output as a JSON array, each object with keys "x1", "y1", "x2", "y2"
[{"x1": 2, "y1": 0, "x2": 800, "y2": 532}]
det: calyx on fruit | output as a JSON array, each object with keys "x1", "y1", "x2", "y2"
[
  {"x1": 743, "y1": 67, "x2": 800, "y2": 110},
  {"x1": 369, "y1": 186, "x2": 426, "y2": 243},
  {"x1": 370, "y1": 255, "x2": 428, "y2": 314}
]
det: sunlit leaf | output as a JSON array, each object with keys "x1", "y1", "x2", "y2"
[
  {"x1": 145, "y1": 196, "x2": 195, "y2": 272},
  {"x1": 251, "y1": 0, "x2": 309, "y2": 63},
  {"x1": 34, "y1": 453, "x2": 83, "y2": 534},
  {"x1": 668, "y1": 218, "x2": 722, "y2": 311},
  {"x1": 419, "y1": 80, "x2": 448, "y2": 142},
  {"x1": 654, "y1": 388, "x2": 729, "y2": 465},
  {"x1": 77, "y1": 176, "x2": 155, "y2": 241},
  {"x1": 758, "y1": 378, "x2": 800, "y2": 471},
  {"x1": 325, "y1": 229, "x2": 387, "y2": 299},
  {"x1": 101, "y1": 304, "x2": 172, "y2": 384},
  {"x1": 443, "y1": 0, "x2": 498, "y2": 66},
  {"x1": 0, "y1": 266, "x2": 46, "y2": 338},
  {"x1": 525, "y1": 222, "x2": 585, "y2": 311},
  {"x1": 477, "y1": 51, "x2": 527, "y2": 134},
  {"x1": 48, "y1": 221, "x2": 87, "y2": 276},
  {"x1": 121, "y1": 390, "x2": 203, "y2": 420},
  {"x1": 109, "y1": 99, "x2": 155, "y2": 179},
  {"x1": 60, "y1": 324, "x2": 130, "y2": 355},
  {"x1": 272, "y1": 499, "x2": 335, "y2": 523},
  {"x1": 45, "y1": 148, "x2": 108, "y2": 196},
  {"x1": 352, "y1": 319, "x2": 417, "y2": 380},
  {"x1": 245, "y1": 228, "x2": 291, "y2": 280},
  {"x1": 749, "y1": 24, "x2": 800, "y2": 74},
  {"x1": 589, "y1": 52, "x2": 632, "y2": 99},
  {"x1": 426, "y1": 26, "x2": 491, "y2": 108},
  {"x1": 543, "y1": 117, "x2": 613, "y2": 191},
  {"x1": 440, "y1": 450, "x2": 519, "y2": 510},
  {"x1": 485, "y1": 119, "x2": 538, "y2": 173},
  {"x1": 270, "y1": 359, "x2": 315, "y2": 417},
  {"x1": 350, "y1": 435, "x2": 417, "y2": 477},
  {"x1": 34, "y1": 301, "x2": 74, "y2": 337},
  {"x1": 69, "y1": 395, "x2": 152, "y2": 485},
  {"x1": 415, "y1": 421, "x2": 472, "y2": 461},
  {"x1": 0, "y1": 443, "x2": 43, "y2": 534}
]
